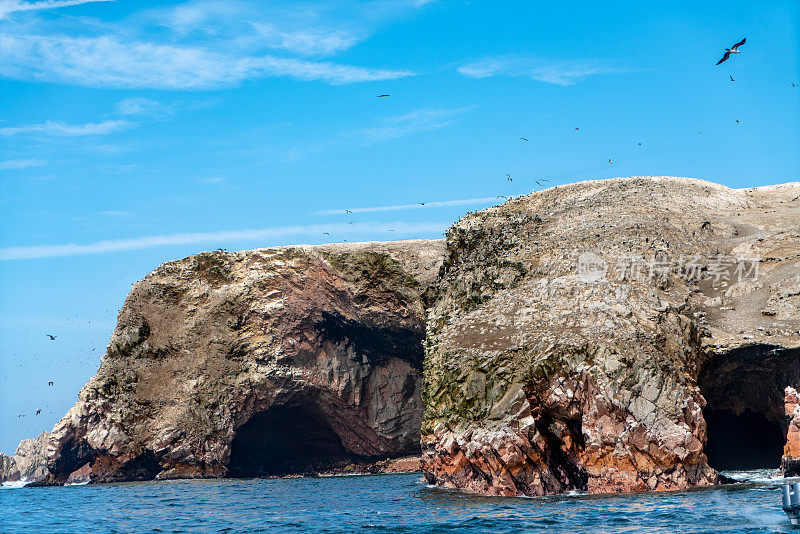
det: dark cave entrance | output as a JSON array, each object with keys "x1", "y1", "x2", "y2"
[
  {"x1": 698, "y1": 345, "x2": 800, "y2": 471},
  {"x1": 703, "y1": 409, "x2": 784, "y2": 470},
  {"x1": 229, "y1": 403, "x2": 356, "y2": 477}
]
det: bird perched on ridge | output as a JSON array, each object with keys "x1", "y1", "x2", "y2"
[{"x1": 716, "y1": 38, "x2": 746, "y2": 65}]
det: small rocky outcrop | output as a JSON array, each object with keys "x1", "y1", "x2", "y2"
[
  {"x1": 782, "y1": 386, "x2": 800, "y2": 476},
  {"x1": 42, "y1": 240, "x2": 443, "y2": 484},
  {"x1": 422, "y1": 177, "x2": 800, "y2": 496},
  {"x1": 0, "y1": 432, "x2": 50, "y2": 483}
]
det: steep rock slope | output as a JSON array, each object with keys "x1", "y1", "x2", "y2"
[
  {"x1": 44, "y1": 240, "x2": 443, "y2": 483},
  {"x1": 422, "y1": 177, "x2": 800, "y2": 496}
]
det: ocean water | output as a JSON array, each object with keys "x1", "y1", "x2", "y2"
[{"x1": 1, "y1": 470, "x2": 796, "y2": 533}]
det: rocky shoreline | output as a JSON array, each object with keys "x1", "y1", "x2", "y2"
[{"x1": 4, "y1": 177, "x2": 799, "y2": 497}]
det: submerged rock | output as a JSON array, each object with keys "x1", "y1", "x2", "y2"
[
  {"x1": 43, "y1": 240, "x2": 443, "y2": 484},
  {"x1": 421, "y1": 177, "x2": 800, "y2": 496}
]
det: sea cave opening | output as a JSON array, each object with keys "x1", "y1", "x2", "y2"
[
  {"x1": 228, "y1": 403, "x2": 355, "y2": 477},
  {"x1": 698, "y1": 345, "x2": 800, "y2": 471}
]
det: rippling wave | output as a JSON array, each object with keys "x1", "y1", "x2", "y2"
[{"x1": 0, "y1": 472, "x2": 796, "y2": 533}]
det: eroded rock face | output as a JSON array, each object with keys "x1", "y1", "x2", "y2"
[
  {"x1": 782, "y1": 387, "x2": 800, "y2": 476},
  {"x1": 44, "y1": 240, "x2": 443, "y2": 484},
  {"x1": 0, "y1": 432, "x2": 50, "y2": 483},
  {"x1": 422, "y1": 177, "x2": 800, "y2": 496}
]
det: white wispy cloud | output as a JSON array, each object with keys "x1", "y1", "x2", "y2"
[
  {"x1": 315, "y1": 196, "x2": 497, "y2": 215},
  {"x1": 0, "y1": 158, "x2": 45, "y2": 170},
  {"x1": 285, "y1": 107, "x2": 470, "y2": 160},
  {"x1": 0, "y1": 0, "x2": 425, "y2": 89},
  {"x1": 117, "y1": 98, "x2": 169, "y2": 117},
  {"x1": 458, "y1": 55, "x2": 620, "y2": 85},
  {"x1": 0, "y1": 0, "x2": 112, "y2": 19},
  {"x1": 100, "y1": 210, "x2": 132, "y2": 217},
  {"x1": 250, "y1": 23, "x2": 358, "y2": 56},
  {"x1": 0, "y1": 33, "x2": 412, "y2": 89},
  {"x1": 358, "y1": 107, "x2": 470, "y2": 144},
  {"x1": 198, "y1": 176, "x2": 225, "y2": 184},
  {"x1": 0, "y1": 119, "x2": 131, "y2": 136},
  {"x1": 0, "y1": 221, "x2": 447, "y2": 260}
]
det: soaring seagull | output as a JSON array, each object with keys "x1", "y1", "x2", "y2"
[
  {"x1": 716, "y1": 38, "x2": 746, "y2": 65},
  {"x1": 46, "y1": 334, "x2": 56, "y2": 340}
]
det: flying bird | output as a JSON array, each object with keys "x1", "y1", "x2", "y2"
[
  {"x1": 345, "y1": 209, "x2": 352, "y2": 213},
  {"x1": 736, "y1": 119, "x2": 740, "y2": 124},
  {"x1": 608, "y1": 158, "x2": 613, "y2": 164},
  {"x1": 323, "y1": 232, "x2": 330, "y2": 235},
  {"x1": 506, "y1": 174, "x2": 512, "y2": 181},
  {"x1": 729, "y1": 75, "x2": 735, "y2": 82},
  {"x1": 637, "y1": 142, "x2": 642, "y2": 146},
  {"x1": 519, "y1": 137, "x2": 528, "y2": 142},
  {"x1": 35, "y1": 409, "x2": 41, "y2": 415},
  {"x1": 46, "y1": 334, "x2": 56, "y2": 340},
  {"x1": 48, "y1": 381, "x2": 53, "y2": 386},
  {"x1": 574, "y1": 127, "x2": 580, "y2": 132},
  {"x1": 792, "y1": 82, "x2": 797, "y2": 87},
  {"x1": 716, "y1": 38, "x2": 746, "y2": 65},
  {"x1": 377, "y1": 94, "x2": 390, "y2": 98},
  {"x1": 420, "y1": 202, "x2": 425, "y2": 206}
]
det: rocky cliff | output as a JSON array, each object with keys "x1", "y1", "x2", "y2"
[
  {"x1": 422, "y1": 177, "x2": 800, "y2": 496},
  {"x1": 0, "y1": 432, "x2": 50, "y2": 483},
  {"x1": 28, "y1": 176, "x2": 800, "y2": 493},
  {"x1": 41, "y1": 240, "x2": 443, "y2": 484}
]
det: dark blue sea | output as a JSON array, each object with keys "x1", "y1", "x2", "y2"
[{"x1": 1, "y1": 470, "x2": 795, "y2": 533}]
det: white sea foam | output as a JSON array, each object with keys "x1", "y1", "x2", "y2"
[
  {"x1": 719, "y1": 468, "x2": 788, "y2": 485},
  {"x1": 1, "y1": 479, "x2": 28, "y2": 489}
]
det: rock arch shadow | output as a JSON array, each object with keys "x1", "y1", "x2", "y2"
[
  {"x1": 698, "y1": 345, "x2": 800, "y2": 471},
  {"x1": 229, "y1": 401, "x2": 360, "y2": 477}
]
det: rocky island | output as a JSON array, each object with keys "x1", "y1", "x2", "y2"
[
  {"x1": 422, "y1": 176, "x2": 800, "y2": 495},
  {"x1": 4, "y1": 177, "x2": 799, "y2": 497}
]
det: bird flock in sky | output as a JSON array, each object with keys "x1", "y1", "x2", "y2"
[{"x1": 316, "y1": 38, "x2": 781, "y2": 242}]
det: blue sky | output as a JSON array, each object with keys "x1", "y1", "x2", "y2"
[{"x1": 1, "y1": 0, "x2": 798, "y2": 453}]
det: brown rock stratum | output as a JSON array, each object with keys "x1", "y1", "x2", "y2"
[{"x1": 422, "y1": 177, "x2": 800, "y2": 496}]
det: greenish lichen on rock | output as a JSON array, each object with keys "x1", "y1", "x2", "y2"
[{"x1": 422, "y1": 177, "x2": 800, "y2": 496}]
